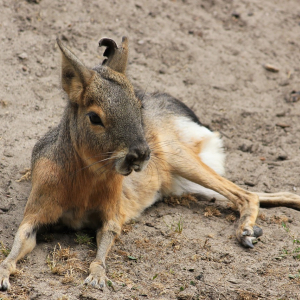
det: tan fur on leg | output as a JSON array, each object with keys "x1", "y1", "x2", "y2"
[
  {"x1": 0, "y1": 222, "x2": 36, "y2": 290},
  {"x1": 168, "y1": 143, "x2": 259, "y2": 247},
  {"x1": 84, "y1": 220, "x2": 122, "y2": 289},
  {"x1": 256, "y1": 192, "x2": 300, "y2": 210}
]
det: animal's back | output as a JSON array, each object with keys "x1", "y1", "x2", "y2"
[{"x1": 140, "y1": 91, "x2": 225, "y2": 178}]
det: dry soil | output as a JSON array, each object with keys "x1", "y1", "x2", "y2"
[{"x1": 1, "y1": 0, "x2": 300, "y2": 299}]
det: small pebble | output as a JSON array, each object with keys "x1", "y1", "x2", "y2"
[
  {"x1": 264, "y1": 64, "x2": 279, "y2": 73},
  {"x1": 195, "y1": 274, "x2": 203, "y2": 280},
  {"x1": 277, "y1": 154, "x2": 287, "y2": 161},
  {"x1": 3, "y1": 150, "x2": 13, "y2": 157},
  {"x1": 18, "y1": 52, "x2": 28, "y2": 60},
  {"x1": 231, "y1": 12, "x2": 240, "y2": 18},
  {"x1": 61, "y1": 34, "x2": 69, "y2": 41},
  {"x1": 288, "y1": 90, "x2": 300, "y2": 102},
  {"x1": 275, "y1": 123, "x2": 290, "y2": 128},
  {"x1": 228, "y1": 278, "x2": 240, "y2": 284},
  {"x1": 275, "y1": 111, "x2": 286, "y2": 117},
  {"x1": 278, "y1": 80, "x2": 289, "y2": 86}
]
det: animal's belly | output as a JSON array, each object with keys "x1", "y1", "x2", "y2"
[{"x1": 59, "y1": 209, "x2": 103, "y2": 230}]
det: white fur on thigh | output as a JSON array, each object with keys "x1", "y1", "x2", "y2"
[{"x1": 170, "y1": 116, "x2": 226, "y2": 199}]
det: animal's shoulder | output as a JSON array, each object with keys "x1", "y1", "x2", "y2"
[{"x1": 31, "y1": 113, "x2": 73, "y2": 169}]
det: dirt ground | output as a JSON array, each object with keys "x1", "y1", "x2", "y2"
[{"x1": 1, "y1": 0, "x2": 300, "y2": 299}]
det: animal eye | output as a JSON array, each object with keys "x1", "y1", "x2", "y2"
[{"x1": 87, "y1": 112, "x2": 104, "y2": 127}]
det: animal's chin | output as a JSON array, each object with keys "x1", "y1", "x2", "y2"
[
  {"x1": 114, "y1": 163, "x2": 133, "y2": 176},
  {"x1": 115, "y1": 162, "x2": 148, "y2": 176},
  {"x1": 121, "y1": 170, "x2": 133, "y2": 176}
]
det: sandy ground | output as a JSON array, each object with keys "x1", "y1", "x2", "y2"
[{"x1": 1, "y1": 0, "x2": 300, "y2": 299}]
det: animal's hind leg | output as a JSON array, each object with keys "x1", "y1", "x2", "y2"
[
  {"x1": 169, "y1": 144, "x2": 260, "y2": 248},
  {"x1": 256, "y1": 192, "x2": 300, "y2": 210}
]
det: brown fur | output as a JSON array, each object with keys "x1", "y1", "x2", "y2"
[{"x1": 1, "y1": 37, "x2": 300, "y2": 291}]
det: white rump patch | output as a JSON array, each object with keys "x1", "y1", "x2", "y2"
[{"x1": 170, "y1": 116, "x2": 226, "y2": 199}]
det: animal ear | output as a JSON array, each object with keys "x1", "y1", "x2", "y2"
[
  {"x1": 57, "y1": 39, "x2": 94, "y2": 104},
  {"x1": 99, "y1": 36, "x2": 128, "y2": 74}
]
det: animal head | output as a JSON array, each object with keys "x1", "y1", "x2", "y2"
[{"x1": 57, "y1": 37, "x2": 151, "y2": 176}]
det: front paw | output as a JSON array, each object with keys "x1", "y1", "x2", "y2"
[
  {"x1": 84, "y1": 261, "x2": 108, "y2": 290},
  {"x1": 236, "y1": 225, "x2": 263, "y2": 248},
  {"x1": 0, "y1": 266, "x2": 11, "y2": 291}
]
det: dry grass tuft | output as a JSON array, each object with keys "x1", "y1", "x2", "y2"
[
  {"x1": 115, "y1": 249, "x2": 129, "y2": 257},
  {"x1": 0, "y1": 292, "x2": 11, "y2": 300},
  {"x1": 0, "y1": 100, "x2": 8, "y2": 107},
  {"x1": 46, "y1": 243, "x2": 87, "y2": 284},
  {"x1": 122, "y1": 224, "x2": 133, "y2": 234},
  {"x1": 151, "y1": 281, "x2": 165, "y2": 292},
  {"x1": 258, "y1": 213, "x2": 266, "y2": 221},
  {"x1": 163, "y1": 194, "x2": 197, "y2": 207},
  {"x1": 264, "y1": 266, "x2": 289, "y2": 278},
  {"x1": 16, "y1": 168, "x2": 31, "y2": 182},
  {"x1": 204, "y1": 206, "x2": 221, "y2": 217},
  {"x1": 269, "y1": 215, "x2": 289, "y2": 225},
  {"x1": 227, "y1": 202, "x2": 238, "y2": 210},
  {"x1": 238, "y1": 290, "x2": 261, "y2": 300},
  {"x1": 0, "y1": 241, "x2": 10, "y2": 258},
  {"x1": 226, "y1": 214, "x2": 236, "y2": 222},
  {"x1": 74, "y1": 233, "x2": 94, "y2": 246},
  {"x1": 135, "y1": 238, "x2": 150, "y2": 249},
  {"x1": 1, "y1": 284, "x2": 30, "y2": 300}
]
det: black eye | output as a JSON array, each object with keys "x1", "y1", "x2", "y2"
[{"x1": 87, "y1": 112, "x2": 104, "y2": 127}]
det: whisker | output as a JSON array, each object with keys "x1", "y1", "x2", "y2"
[
  {"x1": 150, "y1": 156, "x2": 172, "y2": 173},
  {"x1": 151, "y1": 150, "x2": 187, "y2": 162},
  {"x1": 85, "y1": 151, "x2": 115, "y2": 161},
  {"x1": 144, "y1": 159, "x2": 158, "y2": 187},
  {"x1": 95, "y1": 161, "x2": 115, "y2": 175},
  {"x1": 75, "y1": 155, "x2": 119, "y2": 173},
  {"x1": 153, "y1": 149, "x2": 205, "y2": 175},
  {"x1": 151, "y1": 158, "x2": 160, "y2": 187},
  {"x1": 148, "y1": 140, "x2": 177, "y2": 149},
  {"x1": 145, "y1": 162, "x2": 154, "y2": 185}
]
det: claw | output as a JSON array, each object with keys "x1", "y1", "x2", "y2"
[
  {"x1": 84, "y1": 274, "x2": 107, "y2": 290},
  {"x1": 84, "y1": 276, "x2": 91, "y2": 285},
  {"x1": 241, "y1": 236, "x2": 255, "y2": 248},
  {"x1": 91, "y1": 279, "x2": 97, "y2": 287},
  {"x1": 242, "y1": 229, "x2": 252, "y2": 236},
  {"x1": 99, "y1": 281, "x2": 105, "y2": 289},
  {"x1": 0, "y1": 278, "x2": 11, "y2": 291},
  {"x1": 239, "y1": 225, "x2": 263, "y2": 248}
]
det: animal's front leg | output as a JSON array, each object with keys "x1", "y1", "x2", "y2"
[
  {"x1": 0, "y1": 221, "x2": 37, "y2": 291},
  {"x1": 84, "y1": 220, "x2": 121, "y2": 289}
]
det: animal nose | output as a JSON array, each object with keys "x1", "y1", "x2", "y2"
[{"x1": 125, "y1": 144, "x2": 151, "y2": 166}]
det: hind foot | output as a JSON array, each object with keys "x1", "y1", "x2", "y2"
[{"x1": 237, "y1": 225, "x2": 263, "y2": 248}]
